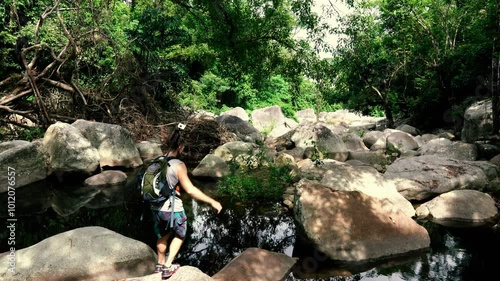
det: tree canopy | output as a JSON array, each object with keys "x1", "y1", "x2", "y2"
[{"x1": 1, "y1": 0, "x2": 499, "y2": 140}]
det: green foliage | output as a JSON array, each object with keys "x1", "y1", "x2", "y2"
[
  {"x1": 180, "y1": 72, "x2": 230, "y2": 113},
  {"x1": 17, "y1": 127, "x2": 44, "y2": 141},
  {"x1": 217, "y1": 150, "x2": 294, "y2": 202}
]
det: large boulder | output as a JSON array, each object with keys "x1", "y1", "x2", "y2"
[
  {"x1": 0, "y1": 140, "x2": 30, "y2": 153},
  {"x1": 213, "y1": 141, "x2": 257, "y2": 162},
  {"x1": 344, "y1": 135, "x2": 369, "y2": 151},
  {"x1": 293, "y1": 183, "x2": 430, "y2": 262},
  {"x1": 363, "y1": 131, "x2": 385, "y2": 149},
  {"x1": 417, "y1": 138, "x2": 478, "y2": 161},
  {"x1": 395, "y1": 124, "x2": 420, "y2": 136},
  {"x1": 72, "y1": 120, "x2": 143, "y2": 168},
  {"x1": 0, "y1": 141, "x2": 50, "y2": 192},
  {"x1": 386, "y1": 131, "x2": 418, "y2": 154},
  {"x1": 192, "y1": 154, "x2": 229, "y2": 178},
  {"x1": 462, "y1": 99, "x2": 493, "y2": 143},
  {"x1": 136, "y1": 141, "x2": 163, "y2": 162},
  {"x1": 250, "y1": 106, "x2": 286, "y2": 133},
  {"x1": 291, "y1": 123, "x2": 348, "y2": 161},
  {"x1": 220, "y1": 107, "x2": 250, "y2": 122},
  {"x1": 215, "y1": 115, "x2": 263, "y2": 143},
  {"x1": 84, "y1": 170, "x2": 128, "y2": 187},
  {"x1": 384, "y1": 155, "x2": 496, "y2": 201},
  {"x1": 319, "y1": 165, "x2": 415, "y2": 217},
  {"x1": 43, "y1": 122, "x2": 100, "y2": 174},
  {"x1": 347, "y1": 150, "x2": 388, "y2": 172},
  {"x1": 416, "y1": 190, "x2": 498, "y2": 227},
  {"x1": 212, "y1": 248, "x2": 297, "y2": 281},
  {"x1": 0, "y1": 226, "x2": 156, "y2": 281},
  {"x1": 296, "y1": 108, "x2": 317, "y2": 123}
]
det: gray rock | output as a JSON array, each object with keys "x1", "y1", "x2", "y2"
[
  {"x1": 0, "y1": 140, "x2": 30, "y2": 154},
  {"x1": 213, "y1": 141, "x2": 257, "y2": 162},
  {"x1": 491, "y1": 154, "x2": 500, "y2": 166},
  {"x1": 0, "y1": 226, "x2": 156, "y2": 281},
  {"x1": 251, "y1": 105, "x2": 286, "y2": 133},
  {"x1": 386, "y1": 131, "x2": 418, "y2": 154},
  {"x1": 418, "y1": 139, "x2": 478, "y2": 161},
  {"x1": 192, "y1": 154, "x2": 229, "y2": 178},
  {"x1": 297, "y1": 159, "x2": 345, "y2": 181},
  {"x1": 319, "y1": 165, "x2": 415, "y2": 217},
  {"x1": 0, "y1": 141, "x2": 50, "y2": 192},
  {"x1": 169, "y1": 266, "x2": 213, "y2": 281},
  {"x1": 416, "y1": 190, "x2": 498, "y2": 227},
  {"x1": 296, "y1": 108, "x2": 317, "y2": 123},
  {"x1": 396, "y1": 124, "x2": 419, "y2": 136},
  {"x1": 384, "y1": 155, "x2": 493, "y2": 201},
  {"x1": 220, "y1": 107, "x2": 249, "y2": 122},
  {"x1": 363, "y1": 131, "x2": 384, "y2": 149},
  {"x1": 43, "y1": 122, "x2": 100, "y2": 174},
  {"x1": 212, "y1": 248, "x2": 296, "y2": 281},
  {"x1": 344, "y1": 135, "x2": 369, "y2": 151},
  {"x1": 291, "y1": 123, "x2": 348, "y2": 161},
  {"x1": 215, "y1": 115, "x2": 264, "y2": 143},
  {"x1": 72, "y1": 120, "x2": 143, "y2": 168},
  {"x1": 136, "y1": 141, "x2": 163, "y2": 162},
  {"x1": 347, "y1": 150, "x2": 388, "y2": 172},
  {"x1": 462, "y1": 99, "x2": 493, "y2": 143},
  {"x1": 84, "y1": 170, "x2": 128, "y2": 187},
  {"x1": 293, "y1": 183, "x2": 430, "y2": 262}
]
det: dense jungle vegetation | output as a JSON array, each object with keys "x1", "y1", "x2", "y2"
[{"x1": 1, "y1": 0, "x2": 499, "y2": 141}]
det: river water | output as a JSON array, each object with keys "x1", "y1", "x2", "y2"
[{"x1": 1, "y1": 173, "x2": 499, "y2": 280}]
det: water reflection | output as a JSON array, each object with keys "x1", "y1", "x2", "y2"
[
  {"x1": 1, "y1": 177, "x2": 499, "y2": 280},
  {"x1": 178, "y1": 199, "x2": 296, "y2": 275}
]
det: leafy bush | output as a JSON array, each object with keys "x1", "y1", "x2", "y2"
[{"x1": 217, "y1": 156, "x2": 293, "y2": 203}]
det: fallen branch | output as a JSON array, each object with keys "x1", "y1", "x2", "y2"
[
  {"x1": 42, "y1": 78, "x2": 75, "y2": 92},
  {"x1": 0, "y1": 89, "x2": 33, "y2": 106},
  {"x1": 0, "y1": 105, "x2": 33, "y2": 115}
]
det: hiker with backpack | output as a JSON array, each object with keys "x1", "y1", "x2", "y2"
[{"x1": 140, "y1": 123, "x2": 223, "y2": 279}]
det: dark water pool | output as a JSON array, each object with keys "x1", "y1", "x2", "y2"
[{"x1": 1, "y1": 173, "x2": 499, "y2": 280}]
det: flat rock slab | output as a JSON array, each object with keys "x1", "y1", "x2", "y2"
[
  {"x1": 125, "y1": 266, "x2": 213, "y2": 281},
  {"x1": 212, "y1": 248, "x2": 297, "y2": 281},
  {"x1": 84, "y1": 170, "x2": 128, "y2": 187},
  {"x1": 416, "y1": 190, "x2": 498, "y2": 226}
]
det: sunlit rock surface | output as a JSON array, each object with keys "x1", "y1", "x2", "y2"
[
  {"x1": 0, "y1": 141, "x2": 50, "y2": 192},
  {"x1": 0, "y1": 226, "x2": 156, "y2": 281},
  {"x1": 72, "y1": 119, "x2": 143, "y2": 168},
  {"x1": 293, "y1": 183, "x2": 430, "y2": 262},
  {"x1": 416, "y1": 190, "x2": 498, "y2": 226},
  {"x1": 212, "y1": 248, "x2": 297, "y2": 281}
]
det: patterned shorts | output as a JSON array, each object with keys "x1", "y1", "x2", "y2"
[{"x1": 153, "y1": 210, "x2": 188, "y2": 239}]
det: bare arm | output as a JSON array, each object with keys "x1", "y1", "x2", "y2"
[{"x1": 177, "y1": 163, "x2": 222, "y2": 213}]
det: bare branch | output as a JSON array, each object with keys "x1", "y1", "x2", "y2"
[
  {"x1": 0, "y1": 105, "x2": 33, "y2": 115},
  {"x1": 42, "y1": 78, "x2": 75, "y2": 92},
  {"x1": 0, "y1": 89, "x2": 33, "y2": 106}
]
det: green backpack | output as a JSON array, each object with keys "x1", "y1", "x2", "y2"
[{"x1": 140, "y1": 156, "x2": 176, "y2": 204}]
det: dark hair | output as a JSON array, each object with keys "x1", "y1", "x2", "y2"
[{"x1": 167, "y1": 124, "x2": 185, "y2": 151}]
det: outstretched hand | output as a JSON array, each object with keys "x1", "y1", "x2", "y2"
[{"x1": 211, "y1": 200, "x2": 223, "y2": 214}]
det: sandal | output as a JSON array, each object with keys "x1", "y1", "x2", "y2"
[{"x1": 161, "y1": 264, "x2": 180, "y2": 279}]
